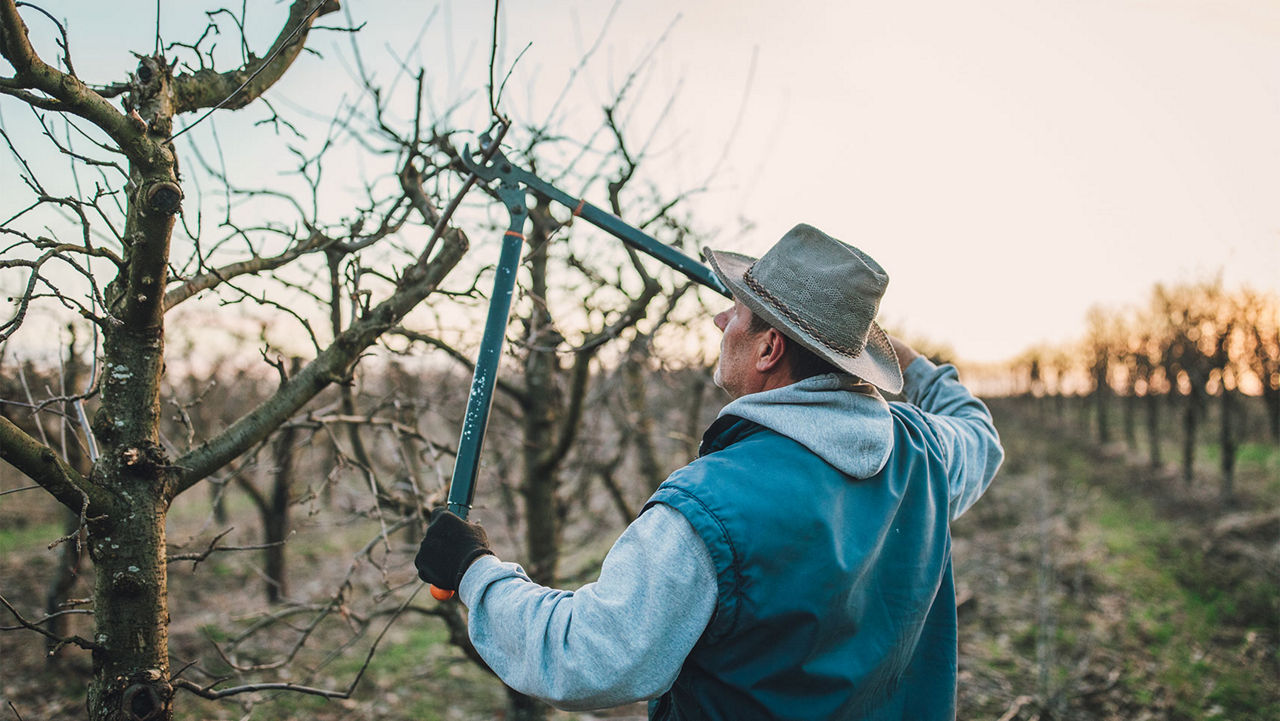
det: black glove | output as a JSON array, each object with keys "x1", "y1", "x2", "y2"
[{"x1": 414, "y1": 509, "x2": 494, "y2": 592}]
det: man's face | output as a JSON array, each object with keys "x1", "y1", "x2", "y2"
[{"x1": 713, "y1": 299, "x2": 762, "y2": 399}]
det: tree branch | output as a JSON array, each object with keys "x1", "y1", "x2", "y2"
[
  {"x1": 163, "y1": 229, "x2": 329, "y2": 310},
  {"x1": 166, "y1": 528, "x2": 288, "y2": 571},
  {"x1": 171, "y1": 0, "x2": 341, "y2": 115},
  {"x1": 0, "y1": 591, "x2": 102, "y2": 652},
  {"x1": 389, "y1": 326, "x2": 528, "y2": 405},
  {"x1": 174, "y1": 568, "x2": 424, "y2": 701},
  {"x1": 170, "y1": 225, "x2": 469, "y2": 497},
  {"x1": 0, "y1": 415, "x2": 102, "y2": 513},
  {"x1": 0, "y1": 0, "x2": 147, "y2": 159}
]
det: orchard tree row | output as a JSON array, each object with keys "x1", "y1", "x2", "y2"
[{"x1": 1009, "y1": 280, "x2": 1280, "y2": 503}]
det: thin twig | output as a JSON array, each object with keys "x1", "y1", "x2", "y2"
[
  {"x1": 166, "y1": 528, "x2": 290, "y2": 571},
  {"x1": 489, "y1": 0, "x2": 501, "y2": 117},
  {"x1": 213, "y1": 517, "x2": 415, "y2": 674},
  {"x1": 173, "y1": 581, "x2": 424, "y2": 701},
  {"x1": 0, "y1": 484, "x2": 40, "y2": 497},
  {"x1": 0, "y1": 591, "x2": 102, "y2": 651},
  {"x1": 996, "y1": 695, "x2": 1036, "y2": 721},
  {"x1": 172, "y1": 0, "x2": 331, "y2": 141}
]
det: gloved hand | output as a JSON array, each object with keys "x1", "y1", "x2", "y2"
[{"x1": 414, "y1": 509, "x2": 494, "y2": 592}]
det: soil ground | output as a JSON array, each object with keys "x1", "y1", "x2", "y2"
[{"x1": 1, "y1": 397, "x2": 1276, "y2": 720}]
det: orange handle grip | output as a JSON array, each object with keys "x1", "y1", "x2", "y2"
[{"x1": 430, "y1": 584, "x2": 455, "y2": 601}]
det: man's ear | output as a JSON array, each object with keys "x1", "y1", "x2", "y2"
[{"x1": 755, "y1": 328, "x2": 788, "y2": 373}]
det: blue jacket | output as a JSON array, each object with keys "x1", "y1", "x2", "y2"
[
  {"x1": 648, "y1": 403, "x2": 966, "y2": 719},
  {"x1": 458, "y1": 360, "x2": 1002, "y2": 716}
]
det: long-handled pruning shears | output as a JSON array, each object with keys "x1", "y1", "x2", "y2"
[{"x1": 429, "y1": 140, "x2": 730, "y2": 600}]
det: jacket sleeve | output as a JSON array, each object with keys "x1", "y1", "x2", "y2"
[
  {"x1": 456, "y1": 503, "x2": 717, "y2": 710},
  {"x1": 901, "y1": 356, "x2": 1004, "y2": 519}
]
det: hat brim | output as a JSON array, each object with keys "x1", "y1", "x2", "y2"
[{"x1": 704, "y1": 248, "x2": 904, "y2": 394}]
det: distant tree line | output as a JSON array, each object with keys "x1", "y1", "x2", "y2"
[{"x1": 1009, "y1": 279, "x2": 1280, "y2": 504}]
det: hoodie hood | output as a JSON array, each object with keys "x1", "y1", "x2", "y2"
[{"x1": 718, "y1": 373, "x2": 894, "y2": 479}]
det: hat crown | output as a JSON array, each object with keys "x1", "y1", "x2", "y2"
[
  {"x1": 745, "y1": 224, "x2": 888, "y2": 357},
  {"x1": 702, "y1": 222, "x2": 904, "y2": 393}
]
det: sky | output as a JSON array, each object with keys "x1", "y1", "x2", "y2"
[
  {"x1": 463, "y1": 0, "x2": 1280, "y2": 363},
  {"x1": 3, "y1": 0, "x2": 1278, "y2": 365}
]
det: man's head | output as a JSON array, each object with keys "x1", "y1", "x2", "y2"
[
  {"x1": 705, "y1": 223, "x2": 903, "y2": 399},
  {"x1": 711, "y1": 300, "x2": 841, "y2": 398}
]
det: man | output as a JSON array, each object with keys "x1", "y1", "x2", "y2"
[{"x1": 416, "y1": 223, "x2": 1005, "y2": 719}]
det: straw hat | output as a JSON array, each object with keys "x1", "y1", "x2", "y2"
[{"x1": 704, "y1": 223, "x2": 903, "y2": 393}]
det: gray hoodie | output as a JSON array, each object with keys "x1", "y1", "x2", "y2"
[{"x1": 457, "y1": 357, "x2": 1002, "y2": 709}]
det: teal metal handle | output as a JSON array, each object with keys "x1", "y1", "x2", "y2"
[
  {"x1": 444, "y1": 175, "x2": 527, "y2": 521},
  {"x1": 460, "y1": 145, "x2": 731, "y2": 298},
  {"x1": 442, "y1": 141, "x2": 730, "y2": 525}
]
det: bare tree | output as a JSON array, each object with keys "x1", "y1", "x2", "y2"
[
  {"x1": 1129, "y1": 326, "x2": 1167, "y2": 468},
  {"x1": 1151, "y1": 282, "x2": 1213, "y2": 485},
  {"x1": 1083, "y1": 306, "x2": 1120, "y2": 445},
  {"x1": 0, "y1": 3, "x2": 478, "y2": 718},
  {"x1": 233, "y1": 357, "x2": 303, "y2": 604},
  {"x1": 1238, "y1": 288, "x2": 1280, "y2": 445},
  {"x1": 1207, "y1": 294, "x2": 1241, "y2": 504},
  {"x1": 396, "y1": 126, "x2": 710, "y2": 720}
]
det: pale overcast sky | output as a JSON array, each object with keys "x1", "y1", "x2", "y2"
[{"x1": 5, "y1": 0, "x2": 1278, "y2": 363}]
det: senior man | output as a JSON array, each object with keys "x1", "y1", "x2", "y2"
[{"x1": 415, "y1": 223, "x2": 1005, "y2": 720}]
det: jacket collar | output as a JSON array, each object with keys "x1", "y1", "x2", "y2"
[{"x1": 698, "y1": 415, "x2": 764, "y2": 457}]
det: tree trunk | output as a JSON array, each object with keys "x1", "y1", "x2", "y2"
[
  {"x1": 85, "y1": 490, "x2": 172, "y2": 721},
  {"x1": 264, "y1": 408, "x2": 298, "y2": 603},
  {"x1": 1093, "y1": 369, "x2": 1111, "y2": 444},
  {"x1": 521, "y1": 244, "x2": 564, "y2": 586},
  {"x1": 1265, "y1": 387, "x2": 1280, "y2": 446},
  {"x1": 622, "y1": 336, "x2": 662, "y2": 489},
  {"x1": 262, "y1": 501, "x2": 290, "y2": 604},
  {"x1": 77, "y1": 47, "x2": 186, "y2": 718},
  {"x1": 87, "y1": 264, "x2": 176, "y2": 721},
  {"x1": 1145, "y1": 392, "x2": 1163, "y2": 468},
  {"x1": 210, "y1": 477, "x2": 229, "y2": 525},
  {"x1": 1219, "y1": 390, "x2": 1237, "y2": 505},
  {"x1": 1122, "y1": 389, "x2": 1137, "y2": 451},
  {"x1": 1180, "y1": 391, "x2": 1200, "y2": 485},
  {"x1": 82, "y1": 72, "x2": 181, "y2": 714},
  {"x1": 1094, "y1": 390, "x2": 1111, "y2": 444},
  {"x1": 683, "y1": 370, "x2": 709, "y2": 459}
]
